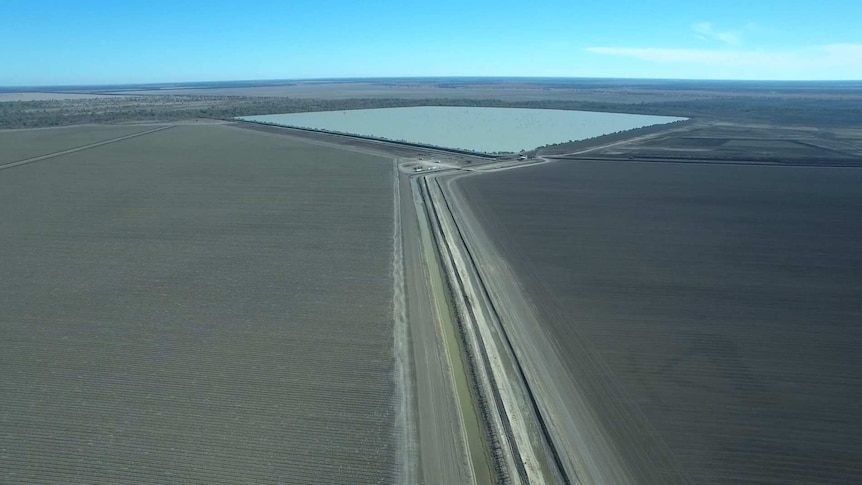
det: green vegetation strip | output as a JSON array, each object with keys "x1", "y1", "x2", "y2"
[{"x1": 411, "y1": 178, "x2": 494, "y2": 485}]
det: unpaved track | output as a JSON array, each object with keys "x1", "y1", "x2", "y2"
[
  {"x1": 395, "y1": 123, "x2": 696, "y2": 484},
  {"x1": 398, "y1": 170, "x2": 478, "y2": 484},
  {"x1": 542, "y1": 120, "x2": 701, "y2": 159},
  {"x1": 392, "y1": 164, "x2": 417, "y2": 484},
  {"x1": 411, "y1": 121, "x2": 701, "y2": 483},
  {"x1": 0, "y1": 125, "x2": 172, "y2": 170},
  {"x1": 404, "y1": 166, "x2": 570, "y2": 484},
  {"x1": 425, "y1": 177, "x2": 529, "y2": 483}
]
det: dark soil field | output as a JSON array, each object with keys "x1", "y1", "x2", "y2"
[
  {"x1": 0, "y1": 125, "x2": 398, "y2": 483},
  {"x1": 455, "y1": 160, "x2": 862, "y2": 483},
  {"x1": 0, "y1": 124, "x2": 161, "y2": 164},
  {"x1": 546, "y1": 121, "x2": 862, "y2": 166}
]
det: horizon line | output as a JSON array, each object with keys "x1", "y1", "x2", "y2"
[{"x1": 2, "y1": 76, "x2": 862, "y2": 91}]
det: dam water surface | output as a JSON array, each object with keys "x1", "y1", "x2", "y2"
[{"x1": 239, "y1": 106, "x2": 685, "y2": 153}]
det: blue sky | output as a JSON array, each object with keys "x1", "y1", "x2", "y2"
[{"x1": 2, "y1": 0, "x2": 860, "y2": 85}]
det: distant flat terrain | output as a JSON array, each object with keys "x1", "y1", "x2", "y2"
[
  {"x1": 0, "y1": 92, "x2": 122, "y2": 102},
  {"x1": 95, "y1": 79, "x2": 862, "y2": 105},
  {"x1": 5, "y1": 79, "x2": 862, "y2": 129},
  {"x1": 0, "y1": 125, "x2": 398, "y2": 483},
  {"x1": 456, "y1": 160, "x2": 862, "y2": 483}
]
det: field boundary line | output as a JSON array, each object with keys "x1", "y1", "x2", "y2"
[
  {"x1": 424, "y1": 177, "x2": 526, "y2": 483},
  {"x1": 233, "y1": 119, "x2": 499, "y2": 159},
  {"x1": 413, "y1": 177, "x2": 487, "y2": 484},
  {"x1": 545, "y1": 120, "x2": 700, "y2": 158},
  {"x1": 431, "y1": 173, "x2": 581, "y2": 484},
  {"x1": 0, "y1": 125, "x2": 173, "y2": 171},
  {"x1": 227, "y1": 121, "x2": 501, "y2": 163},
  {"x1": 556, "y1": 155, "x2": 862, "y2": 169},
  {"x1": 392, "y1": 160, "x2": 417, "y2": 483}
]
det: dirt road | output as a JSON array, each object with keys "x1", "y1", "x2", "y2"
[{"x1": 398, "y1": 168, "x2": 492, "y2": 484}]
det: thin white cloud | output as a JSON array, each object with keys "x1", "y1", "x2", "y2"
[
  {"x1": 586, "y1": 44, "x2": 862, "y2": 68},
  {"x1": 692, "y1": 22, "x2": 742, "y2": 45},
  {"x1": 822, "y1": 43, "x2": 862, "y2": 61}
]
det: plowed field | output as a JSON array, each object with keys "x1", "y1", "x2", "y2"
[{"x1": 455, "y1": 160, "x2": 862, "y2": 483}]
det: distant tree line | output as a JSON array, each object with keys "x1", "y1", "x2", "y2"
[{"x1": 1, "y1": 94, "x2": 860, "y2": 129}]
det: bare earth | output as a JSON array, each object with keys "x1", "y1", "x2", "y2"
[
  {"x1": 453, "y1": 158, "x2": 862, "y2": 483},
  {"x1": 4, "y1": 83, "x2": 862, "y2": 483},
  {"x1": 1, "y1": 124, "x2": 400, "y2": 483}
]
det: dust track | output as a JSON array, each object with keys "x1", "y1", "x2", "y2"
[
  {"x1": 0, "y1": 125, "x2": 172, "y2": 170},
  {"x1": 392, "y1": 161, "x2": 417, "y2": 483}
]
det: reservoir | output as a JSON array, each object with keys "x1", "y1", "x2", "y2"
[{"x1": 238, "y1": 106, "x2": 685, "y2": 153}]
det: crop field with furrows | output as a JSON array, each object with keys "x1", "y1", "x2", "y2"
[
  {"x1": 455, "y1": 160, "x2": 862, "y2": 484},
  {"x1": 0, "y1": 124, "x2": 165, "y2": 165},
  {"x1": 564, "y1": 122, "x2": 862, "y2": 165},
  {"x1": 0, "y1": 125, "x2": 397, "y2": 483}
]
